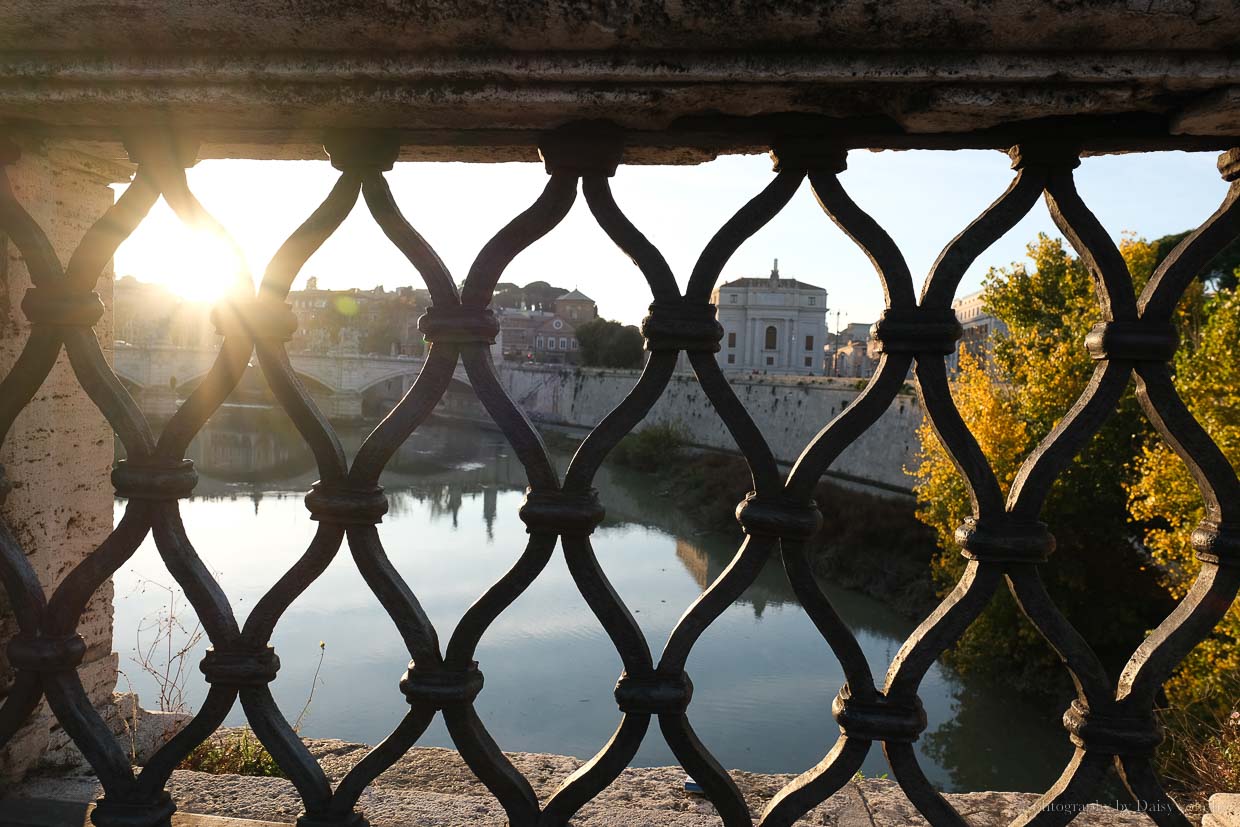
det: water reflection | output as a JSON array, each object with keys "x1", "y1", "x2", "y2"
[{"x1": 113, "y1": 413, "x2": 1070, "y2": 792}]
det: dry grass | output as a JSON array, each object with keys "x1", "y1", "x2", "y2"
[
  {"x1": 122, "y1": 581, "x2": 326, "y2": 778},
  {"x1": 179, "y1": 729, "x2": 285, "y2": 778},
  {"x1": 121, "y1": 578, "x2": 204, "y2": 715},
  {"x1": 175, "y1": 643, "x2": 326, "y2": 777},
  {"x1": 1157, "y1": 684, "x2": 1240, "y2": 811}
]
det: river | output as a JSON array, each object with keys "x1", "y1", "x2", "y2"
[{"x1": 112, "y1": 411, "x2": 1070, "y2": 793}]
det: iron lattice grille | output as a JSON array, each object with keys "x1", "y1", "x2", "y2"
[{"x1": 0, "y1": 128, "x2": 1238, "y2": 827}]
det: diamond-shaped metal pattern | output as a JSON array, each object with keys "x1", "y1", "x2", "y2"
[{"x1": 1, "y1": 129, "x2": 1238, "y2": 827}]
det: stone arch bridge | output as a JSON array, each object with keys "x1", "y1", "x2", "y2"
[{"x1": 113, "y1": 344, "x2": 474, "y2": 419}]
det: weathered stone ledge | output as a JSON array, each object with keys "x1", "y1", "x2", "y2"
[
  {"x1": 1207, "y1": 794, "x2": 1240, "y2": 827},
  {"x1": 6, "y1": 736, "x2": 1184, "y2": 826}
]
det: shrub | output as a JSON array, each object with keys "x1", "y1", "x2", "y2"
[
  {"x1": 611, "y1": 423, "x2": 685, "y2": 473},
  {"x1": 660, "y1": 451, "x2": 938, "y2": 613},
  {"x1": 179, "y1": 729, "x2": 285, "y2": 778}
]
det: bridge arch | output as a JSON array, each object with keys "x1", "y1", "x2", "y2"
[
  {"x1": 114, "y1": 372, "x2": 144, "y2": 396},
  {"x1": 111, "y1": 362, "x2": 148, "y2": 390},
  {"x1": 354, "y1": 368, "x2": 426, "y2": 396},
  {"x1": 173, "y1": 364, "x2": 340, "y2": 398}
]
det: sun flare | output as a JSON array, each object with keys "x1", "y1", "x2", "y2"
[{"x1": 113, "y1": 198, "x2": 250, "y2": 305}]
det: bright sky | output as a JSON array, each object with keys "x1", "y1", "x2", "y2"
[{"x1": 113, "y1": 150, "x2": 1229, "y2": 328}]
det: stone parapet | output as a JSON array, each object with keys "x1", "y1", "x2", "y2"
[
  {"x1": 3, "y1": 741, "x2": 1174, "y2": 826},
  {"x1": 1, "y1": 5, "x2": 1239, "y2": 161},
  {"x1": 1207, "y1": 794, "x2": 1240, "y2": 827}
]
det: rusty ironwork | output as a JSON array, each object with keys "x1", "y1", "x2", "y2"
[{"x1": 0, "y1": 125, "x2": 1238, "y2": 827}]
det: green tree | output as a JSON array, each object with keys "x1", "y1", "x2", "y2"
[
  {"x1": 913, "y1": 234, "x2": 1197, "y2": 693},
  {"x1": 490, "y1": 280, "x2": 571, "y2": 311},
  {"x1": 1152, "y1": 232, "x2": 1240, "y2": 292},
  {"x1": 522, "y1": 280, "x2": 570, "y2": 312},
  {"x1": 491, "y1": 282, "x2": 526, "y2": 309},
  {"x1": 361, "y1": 299, "x2": 417, "y2": 355},
  {"x1": 575, "y1": 318, "x2": 644, "y2": 368}
]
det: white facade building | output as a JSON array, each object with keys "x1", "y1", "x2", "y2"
[
  {"x1": 711, "y1": 260, "x2": 828, "y2": 375},
  {"x1": 947, "y1": 289, "x2": 1008, "y2": 372}
]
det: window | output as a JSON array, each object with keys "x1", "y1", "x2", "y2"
[
  {"x1": 766, "y1": 356, "x2": 774, "y2": 366},
  {"x1": 727, "y1": 332, "x2": 736, "y2": 348},
  {"x1": 560, "y1": 337, "x2": 568, "y2": 350},
  {"x1": 729, "y1": 294, "x2": 738, "y2": 303},
  {"x1": 805, "y1": 335, "x2": 814, "y2": 351},
  {"x1": 808, "y1": 296, "x2": 816, "y2": 306},
  {"x1": 570, "y1": 338, "x2": 578, "y2": 349},
  {"x1": 536, "y1": 335, "x2": 544, "y2": 349},
  {"x1": 553, "y1": 319, "x2": 563, "y2": 330},
  {"x1": 764, "y1": 325, "x2": 777, "y2": 350},
  {"x1": 804, "y1": 357, "x2": 813, "y2": 367},
  {"x1": 727, "y1": 354, "x2": 735, "y2": 364}
]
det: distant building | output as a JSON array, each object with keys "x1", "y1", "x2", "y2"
[
  {"x1": 113, "y1": 276, "x2": 214, "y2": 348},
  {"x1": 825, "y1": 321, "x2": 878, "y2": 377},
  {"x1": 288, "y1": 277, "x2": 421, "y2": 356},
  {"x1": 497, "y1": 288, "x2": 597, "y2": 364},
  {"x1": 712, "y1": 260, "x2": 828, "y2": 375},
  {"x1": 553, "y1": 289, "x2": 597, "y2": 324},
  {"x1": 838, "y1": 322, "x2": 872, "y2": 344},
  {"x1": 947, "y1": 289, "x2": 1007, "y2": 372},
  {"x1": 833, "y1": 339, "x2": 877, "y2": 378}
]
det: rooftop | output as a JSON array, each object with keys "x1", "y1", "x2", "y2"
[
  {"x1": 720, "y1": 277, "x2": 824, "y2": 292},
  {"x1": 720, "y1": 260, "x2": 825, "y2": 293}
]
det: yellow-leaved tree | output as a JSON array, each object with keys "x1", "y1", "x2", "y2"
[
  {"x1": 913, "y1": 233, "x2": 1203, "y2": 694},
  {"x1": 1127, "y1": 288, "x2": 1240, "y2": 708}
]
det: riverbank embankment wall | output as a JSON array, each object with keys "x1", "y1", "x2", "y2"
[{"x1": 495, "y1": 364, "x2": 922, "y2": 492}]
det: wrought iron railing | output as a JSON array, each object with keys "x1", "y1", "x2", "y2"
[{"x1": 0, "y1": 127, "x2": 1238, "y2": 827}]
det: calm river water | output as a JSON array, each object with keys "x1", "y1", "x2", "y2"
[{"x1": 113, "y1": 412, "x2": 1069, "y2": 793}]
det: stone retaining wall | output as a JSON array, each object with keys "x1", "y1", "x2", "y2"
[{"x1": 497, "y1": 364, "x2": 922, "y2": 492}]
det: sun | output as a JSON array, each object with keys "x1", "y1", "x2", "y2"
[{"x1": 113, "y1": 197, "x2": 251, "y2": 304}]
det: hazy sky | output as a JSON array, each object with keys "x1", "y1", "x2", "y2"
[{"x1": 114, "y1": 149, "x2": 1229, "y2": 329}]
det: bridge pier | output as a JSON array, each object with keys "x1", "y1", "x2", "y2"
[
  {"x1": 133, "y1": 386, "x2": 179, "y2": 419},
  {"x1": 312, "y1": 390, "x2": 363, "y2": 421}
]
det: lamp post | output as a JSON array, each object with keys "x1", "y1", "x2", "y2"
[{"x1": 832, "y1": 310, "x2": 846, "y2": 376}]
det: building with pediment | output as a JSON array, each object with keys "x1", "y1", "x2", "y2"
[{"x1": 712, "y1": 260, "x2": 828, "y2": 375}]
